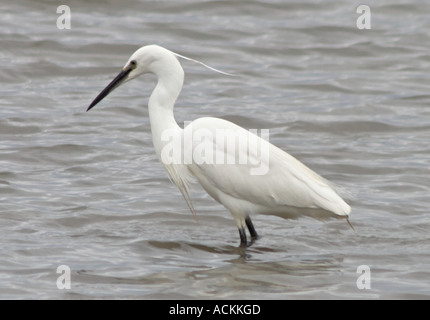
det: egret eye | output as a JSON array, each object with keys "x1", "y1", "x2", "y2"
[{"x1": 129, "y1": 60, "x2": 137, "y2": 68}]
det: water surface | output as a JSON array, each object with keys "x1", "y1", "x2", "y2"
[{"x1": 1, "y1": 0, "x2": 430, "y2": 299}]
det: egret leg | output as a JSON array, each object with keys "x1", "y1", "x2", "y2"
[
  {"x1": 238, "y1": 227, "x2": 247, "y2": 246},
  {"x1": 245, "y1": 216, "x2": 259, "y2": 240}
]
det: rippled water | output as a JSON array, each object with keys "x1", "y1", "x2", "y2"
[{"x1": 1, "y1": 0, "x2": 430, "y2": 299}]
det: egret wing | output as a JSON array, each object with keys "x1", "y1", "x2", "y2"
[{"x1": 186, "y1": 117, "x2": 350, "y2": 218}]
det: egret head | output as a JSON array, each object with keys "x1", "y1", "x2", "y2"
[
  {"x1": 87, "y1": 44, "x2": 232, "y2": 112},
  {"x1": 86, "y1": 45, "x2": 179, "y2": 112}
]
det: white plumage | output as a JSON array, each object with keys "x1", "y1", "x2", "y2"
[{"x1": 87, "y1": 45, "x2": 351, "y2": 245}]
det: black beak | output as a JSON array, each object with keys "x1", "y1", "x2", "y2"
[{"x1": 87, "y1": 68, "x2": 132, "y2": 112}]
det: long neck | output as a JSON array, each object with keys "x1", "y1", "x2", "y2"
[{"x1": 148, "y1": 61, "x2": 184, "y2": 162}]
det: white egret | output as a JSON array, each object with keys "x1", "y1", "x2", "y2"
[{"x1": 87, "y1": 45, "x2": 352, "y2": 246}]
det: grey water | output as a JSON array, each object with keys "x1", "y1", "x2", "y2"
[{"x1": 1, "y1": 0, "x2": 430, "y2": 299}]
